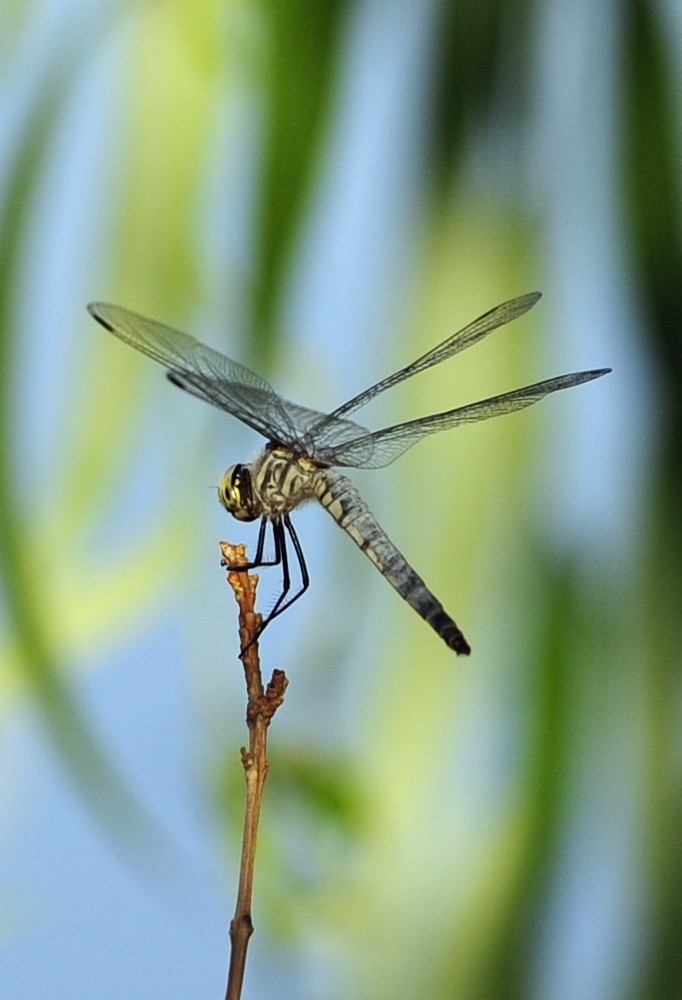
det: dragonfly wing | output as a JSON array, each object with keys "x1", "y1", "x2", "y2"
[
  {"x1": 313, "y1": 293, "x2": 542, "y2": 433},
  {"x1": 163, "y1": 370, "x2": 309, "y2": 445},
  {"x1": 312, "y1": 469, "x2": 470, "y2": 653},
  {"x1": 299, "y1": 414, "x2": 380, "y2": 467},
  {"x1": 89, "y1": 302, "x2": 314, "y2": 446},
  {"x1": 325, "y1": 368, "x2": 612, "y2": 469},
  {"x1": 164, "y1": 372, "x2": 374, "y2": 460}
]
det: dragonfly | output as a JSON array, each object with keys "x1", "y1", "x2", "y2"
[{"x1": 88, "y1": 292, "x2": 610, "y2": 655}]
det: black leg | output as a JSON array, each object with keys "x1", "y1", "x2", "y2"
[
  {"x1": 266, "y1": 515, "x2": 309, "y2": 621},
  {"x1": 223, "y1": 516, "x2": 282, "y2": 571},
  {"x1": 239, "y1": 518, "x2": 289, "y2": 657},
  {"x1": 239, "y1": 515, "x2": 310, "y2": 655},
  {"x1": 261, "y1": 518, "x2": 291, "y2": 622},
  {"x1": 255, "y1": 516, "x2": 310, "y2": 627}
]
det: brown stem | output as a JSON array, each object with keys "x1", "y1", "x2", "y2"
[{"x1": 221, "y1": 542, "x2": 288, "y2": 1000}]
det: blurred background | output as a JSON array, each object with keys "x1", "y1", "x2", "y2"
[{"x1": 0, "y1": 0, "x2": 679, "y2": 997}]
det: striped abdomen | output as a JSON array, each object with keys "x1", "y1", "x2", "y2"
[{"x1": 312, "y1": 469, "x2": 470, "y2": 655}]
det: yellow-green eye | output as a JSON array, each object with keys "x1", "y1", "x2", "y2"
[{"x1": 218, "y1": 464, "x2": 257, "y2": 521}]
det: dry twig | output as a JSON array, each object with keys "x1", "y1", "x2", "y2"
[{"x1": 220, "y1": 541, "x2": 288, "y2": 1000}]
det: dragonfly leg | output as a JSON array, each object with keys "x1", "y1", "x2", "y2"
[
  {"x1": 239, "y1": 516, "x2": 309, "y2": 656},
  {"x1": 279, "y1": 515, "x2": 310, "y2": 611},
  {"x1": 223, "y1": 516, "x2": 281, "y2": 571},
  {"x1": 239, "y1": 518, "x2": 288, "y2": 656},
  {"x1": 259, "y1": 515, "x2": 309, "y2": 626}
]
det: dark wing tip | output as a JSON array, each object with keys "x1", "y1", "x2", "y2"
[
  {"x1": 558, "y1": 367, "x2": 613, "y2": 391},
  {"x1": 504, "y1": 290, "x2": 541, "y2": 323},
  {"x1": 583, "y1": 367, "x2": 613, "y2": 381},
  {"x1": 516, "y1": 290, "x2": 542, "y2": 312},
  {"x1": 87, "y1": 302, "x2": 114, "y2": 332}
]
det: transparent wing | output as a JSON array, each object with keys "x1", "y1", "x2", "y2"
[
  {"x1": 88, "y1": 302, "x2": 328, "y2": 448},
  {"x1": 326, "y1": 368, "x2": 612, "y2": 469},
  {"x1": 312, "y1": 293, "x2": 541, "y2": 439},
  {"x1": 165, "y1": 369, "x2": 372, "y2": 459}
]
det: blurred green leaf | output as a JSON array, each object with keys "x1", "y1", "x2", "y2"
[
  {"x1": 216, "y1": 738, "x2": 365, "y2": 934},
  {"x1": 252, "y1": 0, "x2": 347, "y2": 360},
  {"x1": 430, "y1": 0, "x2": 533, "y2": 186},
  {"x1": 624, "y1": 6, "x2": 682, "y2": 997},
  {"x1": 0, "y1": 70, "x2": 173, "y2": 855}
]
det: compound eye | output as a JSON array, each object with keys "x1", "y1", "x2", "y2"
[
  {"x1": 218, "y1": 463, "x2": 256, "y2": 520},
  {"x1": 218, "y1": 465, "x2": 239, "y2": 510}
]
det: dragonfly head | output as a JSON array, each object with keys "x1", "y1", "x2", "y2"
[{"x1": 218, "y1": 464, "x2": 258, "y2": 521}]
